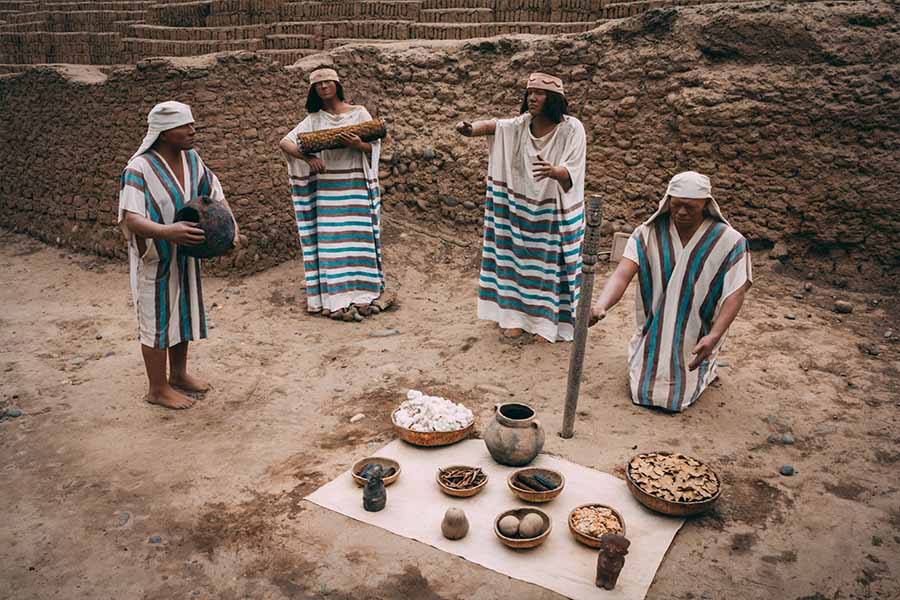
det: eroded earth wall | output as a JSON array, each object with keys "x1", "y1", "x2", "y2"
[{"x1": 1, "y1": 0, "x2": 897, "y2": 280}]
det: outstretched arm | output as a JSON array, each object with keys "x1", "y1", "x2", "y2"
[
  {"x1": 589, "y1": 258, "x2": 639, "y2": 326},
  {"x1": 688, "y1": 282, "x2": 749, "y2": 370},
  {"x1": 455, "y1": 119, "x2": 497, "y2": 137}
]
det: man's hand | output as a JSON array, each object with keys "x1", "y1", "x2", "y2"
[
  {"x1": 337, "y1": 132, "x2": 365, "y2": 151},
  {"x1": 455, "y1": 121, "x2": 473, "y2": 137},
  {"x1": 166, "y1": 222, "x2": 205, "y2": 246},
  {"x1": 303, "y1": 155, "x2": 326, "y2": 173},
  {"x1": 532, "y1": 158, "x2": 567, "y2": 183},
  {"x1": 688, "y1": 334, "x2": 721, "y2": 370},
  {"x1": 588, "y1": 305, "x2": 607, "y2": 327}
]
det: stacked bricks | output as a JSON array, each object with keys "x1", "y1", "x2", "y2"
[
  {"x1": 280, "y1": 1, "x2": 423, "y2": 21},
  {"x1": 0, "y1": 31, "x2": 125, "y2": 63}
]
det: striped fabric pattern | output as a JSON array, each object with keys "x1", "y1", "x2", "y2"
[
  {"x1": 283, "y1": 107, "x2": 384, "y2": 312},
  {"x1": 477, "y1": 114, "x2": 587, "y2": 342},
  {"x1": 624, "y1": 216, "x2": 752, "y2": 411},
  {"x1": 118, "y1": 148, "x2": 222, "y2": 348}
]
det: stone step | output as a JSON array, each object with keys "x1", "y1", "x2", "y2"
[
  {"x1": 126, "y1": 22, "x2": 270, "y2": 40},
  {"x1": 0, "y1": 30, "x2": 124, "y2": 64},
  {"x1": 39, "y1": 1, "x2": 154, "y2": 10},
  {"x1": 146, "y1": 1, "x2": 214, "y2": 28},
  {"x1": 0, "y1": 19, "x2": 44, "y2": 31},
  {"x1": 421, "y1": 0, "x2": 493, "y2": 8},
  {"x1": 270, "y1": 20, "x2": 413, "y2": 40},
  {"x1": 6, "y1": 10, "x2": 147, "y2": 31},
  {"x1": 419, "y1": 8, "x2": 494, "y2": 23},
  {"x1": 409, "y1": 20, "x2": 597, "y2": 38},
  {"x1": 257, "y1": 47, "x2": 321, "y2": 65},
  {"x1": 323, "y1": 36, "x2": 403, "y2": 50},
  {"x1": 280, "y1": 1, "x2": 422, "y2": 21},
  {"x1": 0, "y1": 1, "x2": 38, "y2": 9},
  {"x1": 263, "y1": 32, "x2": 318, "y2": 49},
  {"x1": 122, "y1": 36, "x2": 264, "y2": 59}
]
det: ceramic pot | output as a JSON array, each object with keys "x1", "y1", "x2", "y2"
[
  {"x1": 483, "y1": 403, "x2": 545, "y2": 467},
  {"x1": 174, "y1": 195, "x2": 235, "y2": 259}
]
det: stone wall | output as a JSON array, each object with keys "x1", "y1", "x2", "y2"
[{"x1": 1, "y1": 0, "x2": 898, "y2": 281}]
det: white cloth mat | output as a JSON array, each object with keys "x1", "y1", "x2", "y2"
[{"x1": 306, "y1": 440, "x2": 684, "y2": 599}]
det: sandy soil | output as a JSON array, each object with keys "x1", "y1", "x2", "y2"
[{"x1": 1, "y1": 224, "x2": 898, "y2": 600}]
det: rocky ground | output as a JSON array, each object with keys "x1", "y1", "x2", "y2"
[{"x1": 1, "y1": 224, "x2": 898, "y2": 600}]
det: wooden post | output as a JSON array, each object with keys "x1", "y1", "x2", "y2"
[{"x1": 560, "y1": 194, "x2": 603, "y2": 439}]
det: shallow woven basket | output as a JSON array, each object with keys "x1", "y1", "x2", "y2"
[
  {"x1": 296, "y1": 118, "x2": 387, "y2": 154},
  {"x1": 625, "y1": 451, "x2": 722, "y2": 517},
  {"x1": 507, "y1": 468, "x2": 565, "y2": 503},
  {"x1": 436, "y1": 465, "x2": 488, "y2": 498},
  {"x1": 351, "y1": 456, "x2": 401, "y2": 487},
  {"x1": 568, "y1": 504, "x2": 627, "y2": 549},
  {"x1": 391, "y1": 409, "x2": 474, "y2": 447},
  {"x1": 494, "y1": 508, "x2": 552, "y2": 549}
]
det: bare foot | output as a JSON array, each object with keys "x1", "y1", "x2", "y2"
[
  {"x1": 147, "y1": 386, "x2": 195, "y2": 410},
  {"x1": 501, "y1": 328, "x2": 525, "y2": 339},
  {"x1": 169, "y1": 373, "x2": 210, "y2": 393},
  {"x1": 372, "y1": 290, "x2": 396, "y2": 311}
]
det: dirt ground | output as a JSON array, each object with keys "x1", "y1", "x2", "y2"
[{"x1": 1, "y1": 223, "x2": 898, "y2": 600}]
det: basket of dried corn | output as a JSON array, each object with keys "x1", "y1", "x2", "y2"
[{"x1": 296, "y1": 118, "x2": 387, "y2": 154}]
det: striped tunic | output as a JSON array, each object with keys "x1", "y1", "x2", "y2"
[
  {"x1": 479, "y1": 114, "x2": 587, "y2": 342},
  {"x1": 624, "y1": 213, "x2": 752, "y2": 411},
  {"x1": 283, "y1": 106, "x2": 384, "y2": 312},
  {"x1": 118, "y1": 149, "x2": 224, "y2": 348}
]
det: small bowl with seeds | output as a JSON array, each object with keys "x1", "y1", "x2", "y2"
[
  {"x1": 568, "y1": 504, "x2": 626, "y2": 548},
  {"x1": 436, "y1": 465, "x2": 488, "y2": 498}
]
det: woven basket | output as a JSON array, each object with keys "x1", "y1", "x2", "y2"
[
  {"x1": 351, "y1": 456, "x2": 401, "y2": 487},
  {"x1": 507, "y1": 468, "x2": 565, "y2": 503},
  {"x1": 296, "y1": 118, "x2": 387, "y2": 154},
  {"x1": 391, "y1": 409, "x2": 474, "y2": 447},
  {"x1": 568, "y1": 504, "x2": 627, "y2": 549},
  {"x1": 625, "y1": 452, "x2": 721, "y2": 517},
  {"x1": 494, "y1": 508, "x2": 552, "y2": 549}
]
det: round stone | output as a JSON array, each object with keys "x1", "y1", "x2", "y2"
[
  {"x1": 779, "y1": 465, "x2": 795, "y2": 476},
  {"x1": 781, "y1": 433, "x2": 795, "y2": 445}
]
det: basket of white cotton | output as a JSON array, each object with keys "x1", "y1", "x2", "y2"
[{"x1": 392, "y1": 390, "x2": 475, "y2": 447}]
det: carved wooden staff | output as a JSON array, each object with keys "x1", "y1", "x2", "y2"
[{"x1": 561, "y1": 194, "x2": 603, "y2": 439}]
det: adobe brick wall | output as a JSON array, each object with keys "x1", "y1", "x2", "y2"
[{"x1": 1, "y1": 1, "x2": 898, "y2": 282}]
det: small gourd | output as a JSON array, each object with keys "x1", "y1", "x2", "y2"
[
  {"x1": 441, "y1": 508, "x2": 469, "y2": 540},
  {"x1": 518, "y1": 513, "x2": 544, "y2": 538},
  {"x1": 498, "y1": 515, "x2": 520, "y2": 537}
]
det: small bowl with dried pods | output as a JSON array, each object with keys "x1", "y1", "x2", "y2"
[
  {"x1": 351, "y1": 457, "x2": 401, "y2": 487},
  {"x1": 436, "y1": 465, "x2": 488, "y2": 498},
  {"x1": 568, "y1": 504, "x2": 626, "y2": 548},
  {"x1": 507, "y1": 467, "x2": 565, "y2": 503}
]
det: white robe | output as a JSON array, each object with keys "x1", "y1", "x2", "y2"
[
  {"x1": 282, "y1": 106, "x2": 384, "y2": 312},
  {"x1": 478, "y1": 113, "x2": 587, "y2": 342}
]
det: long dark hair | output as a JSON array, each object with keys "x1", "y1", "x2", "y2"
[
  {"x1": 520, "y1": 89, "x2": 568, "y2": 124},
  {"x1": 306, "y1": 81, "x2": 345, "y2": 113}
]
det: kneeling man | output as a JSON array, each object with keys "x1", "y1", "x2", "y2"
[{"x1": 590, "y1": 171, "x2": 752, "y2": 412}]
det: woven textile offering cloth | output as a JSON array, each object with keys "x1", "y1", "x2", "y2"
[{"x1": 306, "y1": 440, "x2": 684, "y2": 600}]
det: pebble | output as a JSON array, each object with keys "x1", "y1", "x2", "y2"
[
  {"x1": 114, "y1": 511, "x2": 131, "y2": 528},
  {"x1": 440, "y1": 196, "x2": 459, "y2": 207},
  {"x1": 349, "y1": 413, "x2": 366, "y2": 424},
  {"x1": 463, "y1": 201, "x2": 477, "y2": 210},
  {"x1": 422, "y1": 147, "x2": 436, "y2": 160},
  {"x1": 95, "y1": 334, "x2": 103, "y2": 340},
  {"x1": 781, "y1": 433, "x2": 795, "y2": 445},
  {"x1": 148, "y1": 535, "x2": 162, "y2": 544},
  {"x1": 779, "y1": 465, "x2": 795, "y2": 476},
  {"x1": 785, "y1": 314, "x2": 796, "y2": 320},
  {"x1": 767, "y1": 434, "x2": 780, "y2": 444},
  {"x1": 804, "y1": 282, "x2": 813, "y2": 292},
  {"x1": 368, "y1": 328, "x2": 400, "y2": 338},
  {"x1": 833, "y1": 300, "x2": 854, "y2": 314},
  {"x1": 3, "y1": 409, "x2": 23, "y2": 418},
  {"x1": 885, "y1": 330, "x2": 893, "y2": 339},
  {"x1": 792, "y1": 293, "x2": 804, "y2": 300}
]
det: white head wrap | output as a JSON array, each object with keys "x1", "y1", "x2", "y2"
[
  {"x1": 644, "y1": 170, "x2": 729, "y2": 226},
  {"x1": 130, "y1": 101, "x2": 195, "y2": 162}
]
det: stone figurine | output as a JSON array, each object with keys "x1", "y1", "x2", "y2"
[
  {"x1": 595, "y1": 533, "x2": 630, "y2": 590},
  {"x1": 363, "y1": 465, "x2": 386, "y2": 512}
]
